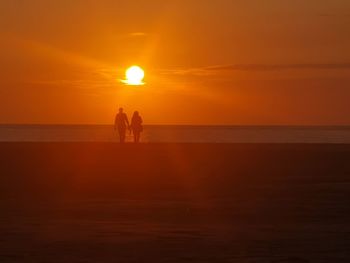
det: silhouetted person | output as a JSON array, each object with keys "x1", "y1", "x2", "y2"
[
  {"x1": 130, "y1": 111, "x2": 143, "y2": 143},
  {"x1": 114, "y1": 108, "x2": 129, "y2": 143}
]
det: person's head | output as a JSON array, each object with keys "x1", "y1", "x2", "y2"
[
  {"x1": 119, "y1": 108, "x2": 124, "y2": 113},
  {"x1": 133, "y1": 111, "x2": 139, "y2": 118}
]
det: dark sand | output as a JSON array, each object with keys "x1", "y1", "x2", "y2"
[{"x1": 0, "y1": 143, "x2": 350, "y2": 262}]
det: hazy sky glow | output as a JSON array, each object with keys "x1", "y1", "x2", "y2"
[{"x1": 1, "y1": 0, "x2": 350, "y2": 125}]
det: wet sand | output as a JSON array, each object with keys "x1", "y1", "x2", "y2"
[{"x1": 0, "y1": 143, "x2": 349, "y2": 262}]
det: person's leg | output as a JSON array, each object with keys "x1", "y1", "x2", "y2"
[
  {"x1": 133, "y1": 131, "x2": 137, "y2": 143},
  {"x1": 118, "y1": 130, "x2": 122, "y2": 143},
  {"x1": 119, "y1": 128, "x2": 126, "y2": 143},
  {"x1": 122, "y1": 129, "x2": 127, "y2": 143}
]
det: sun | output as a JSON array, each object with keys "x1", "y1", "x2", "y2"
[{"x1": 123, "y1": 66, "x2": 145, "y2": 85}]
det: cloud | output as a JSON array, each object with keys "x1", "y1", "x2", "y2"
[
  {"x1": 318, "y1": 13, "x2": 350, "y2": 18},
  {"x1": 204, "y1": 63, "x2": 350, "y2": 71},
  {"x1": 159, "y1": 63, "x2": 350, "y2": 78},
  {"x1": 128, "y1": 32, "x2": 148, "y2": 37}
]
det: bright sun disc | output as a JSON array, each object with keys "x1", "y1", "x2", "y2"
[{"x1": 124, "y1": 66, "x2": 145, "y2": 85}]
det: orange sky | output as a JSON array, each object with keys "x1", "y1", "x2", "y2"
[{"x1": 0, "y1": 0, "x2": 350, "y2": 125}]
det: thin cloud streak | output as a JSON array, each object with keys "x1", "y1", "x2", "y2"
[
  {"x1": 128, "y1": 32, "x2": 148, "y2": 37},
  {"x1": 159, "y1": 63, "x2": 350, "y2": 77},
  {"x1": 204, "y1": 63, "x2": 350, "y2": 71}
]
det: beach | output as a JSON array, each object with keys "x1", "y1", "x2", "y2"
[{"x1": 0, "y1": 143, "x2": 349, "y2": 262}]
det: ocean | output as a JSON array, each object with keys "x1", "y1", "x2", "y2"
[{"x1": 0, "y1": 125, "x2": 350, "y2": 143}]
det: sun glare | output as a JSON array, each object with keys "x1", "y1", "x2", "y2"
[{"x1": 123, "y1": 66, "x2": 145, "y2": 85}]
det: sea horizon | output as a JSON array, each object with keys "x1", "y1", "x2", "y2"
[
  {"x1": 1, "y1": 124, "x2": 350, "y2": 143},
  {"x1": 1, "y1": 123, "x2": 350, "y2": 128}
]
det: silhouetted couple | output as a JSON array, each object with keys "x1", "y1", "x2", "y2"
[{"x1": 114, "y1": 108, "x2": 143, "y2": 143}]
